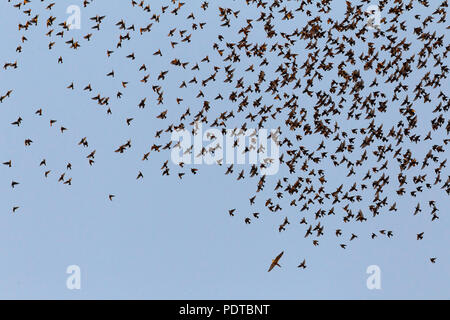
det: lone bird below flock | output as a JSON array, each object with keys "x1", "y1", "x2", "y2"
[{"x1": 268, "y1": 251, "x2": 284, "y2": 272}]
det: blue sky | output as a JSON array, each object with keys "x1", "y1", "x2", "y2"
[{"x1": 0, "y1": 0, "x2": 449, "y2": 299}]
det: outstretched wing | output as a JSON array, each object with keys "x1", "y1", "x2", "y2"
[{"x1": 268, "y1": 251, "x2": 284, "y2": 272}]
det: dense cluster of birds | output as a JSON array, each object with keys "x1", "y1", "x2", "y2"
[{"x1": 1, "y1": 0, "x2": 449, "y2": 272}]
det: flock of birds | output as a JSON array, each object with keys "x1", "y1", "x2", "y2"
[{"x1": 1, "y1": 0, "x2": 449, "y2": 273}]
